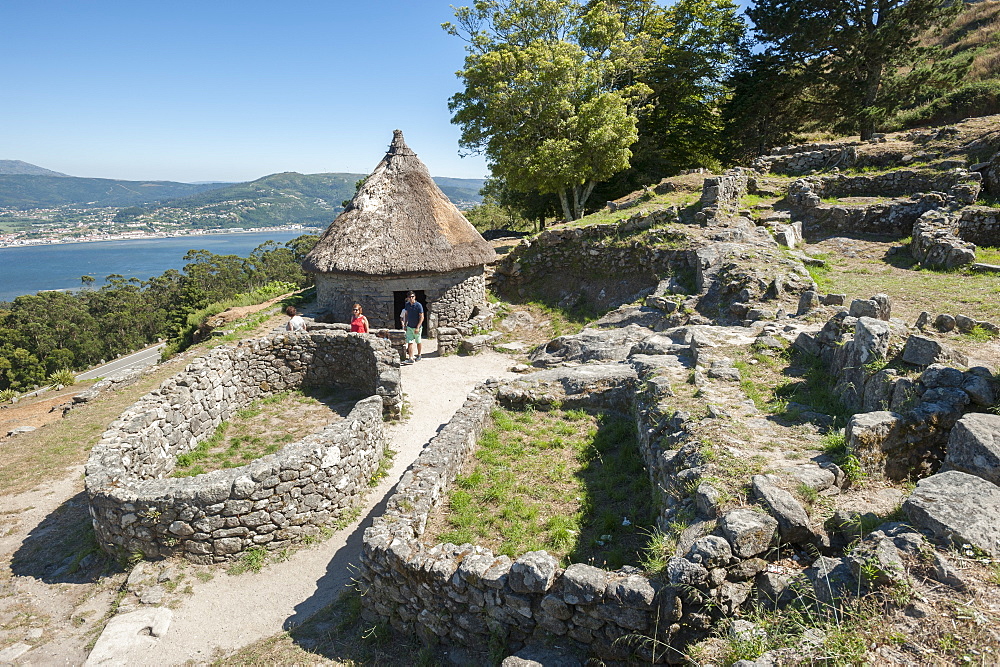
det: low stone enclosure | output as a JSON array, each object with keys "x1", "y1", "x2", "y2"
[
  {"x1": 359, "y1": 303, "x2": 1000, "y2": 661},
  {"x1": 85, "y1": 330, "x2": 401, "y2": 563}
]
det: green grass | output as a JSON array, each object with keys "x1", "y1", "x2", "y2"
[
  {"x1": 963, "y1": 324, "x2": 999, "y2": 343},
  {"x1": 809, "y1": 242, "x2": 1000, "y2": 327},
  {"x1": 433, "y1": 407, "x2": 656, "y2": 569},
  {"x1": 821, "y1": 430, "x2": 864, "y2": 482},
  {"x1": 551, "y1": 190, "x2": 700, "y2": 229},
  {"x1": 717, "y1": 597, "x2": 890, "y2": 666},
  {"x1": 226, "y1": 546, "x2": 269, "y2": 575},
  {"x1": 170, "y1": 389, "x2": 339, "y2": 477},
  {"x1": 803, "y1": 253, "x2": 833, "y2": 291},
  {"x1": 976, "y1": 245, "x2": 1000, "y2": 264},
  {"x1": 521, "y1": 299, "x2": 597, "y2": 339}
]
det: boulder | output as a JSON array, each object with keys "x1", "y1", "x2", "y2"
[
  {"x1": 591, "y1": 305, "x2": 665, "y2": 330},
  {"x1": 944, "y1": 413, "x2": 1000, "y2": 485},
  {"x1": 901, "y1": 334, "x2": 964, "y2": 367},
  {"x1": 803, "y1": 556, "x2": 860, "y2": 606},
  {"x1": 695, "y1": 482, "x2": 722, "y2": 518},
  {"x1": 508, "y1": 551, "x2": 558, "y2": 593},
  {"x1": 903, "y1": 470, "x2": 1000, "y2": 557},
  {"x1": 934, "y1": 314, "x2": 956, "y2": 332},
  {"x1": 720, "y1": 508, "x2": 778, "y2": 558},
  {"x1": 522, "y1": 364, "x2": 638, "y2": 397},
  {"x1": 460, "y1": 332, "x2": 501, "y2": 354},
  {"x1": 530, "y1": 325, "x2": 652, "y2": 365},
  {"x1": 797, "y1": 290, "x2": 820, "y2": 316},
  {"x1": 667, "y1": 556, "x2": 709, "y2": 586},
  {"x1": 962, "y1": 372, "x2": 996, "y2": 406},
  {"x1": 751, "y1": 475, "x2": 814, "y2": 545},
  {"x1": 846, "y1": 410, "x2": 904, "y2": 477},
  {"x1": 920, "y1": 364, "x2": 964, "y2": 389},
  {"x1": 782, "y1": 464, "x2": 836, "y2": 493},
  {"x1": 502, "y1": 645, "x2": 582, "y2": 667},
  {"x1": 560, "y1": 563, "x2": 607, "y2": 605},
  {"x1": 499, "y1": 311, "x2": 535, "y2": 332},
  {"x1": 847, "y1": 535, "x2": 907, "y2": 587},
  {"x1": 685, "y1": 535, "x2": 733, "y2": 568}
]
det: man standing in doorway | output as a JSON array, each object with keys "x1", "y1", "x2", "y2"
[{"x1": 400, "y1": 291, "x2": 424, "y2": 365}]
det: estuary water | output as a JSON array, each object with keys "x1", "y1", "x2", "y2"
[{"x1": 0, "y1": 230, "x2": 308, "y2": 303}]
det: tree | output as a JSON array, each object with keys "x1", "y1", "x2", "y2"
[
  {"x1": 619, "y1": 0, "x2": 745, "y2": 186},
  {"x1": 746, "y1": 0, "x2": 961, "y2": 140},
  {"x1": 180, "y1": 250, "x2": 249, "y2": 309},
  {"x1": 446, "y1": 0, "x2": 651, "y2": 220},
  {"x1": 721, "y1": 53, "x2": 816, "y2": 162}
]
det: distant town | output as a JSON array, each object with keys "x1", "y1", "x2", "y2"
[{"x1": 0, "y1": 204, "x2": 323, "y2": 248}]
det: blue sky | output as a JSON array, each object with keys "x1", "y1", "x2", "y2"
[
  {"x1": 3, "y1": 1, "x2": 492, "y2": 182},
  {"x1": 3, "y1": 1, "x2": 752, "y2": 184}
]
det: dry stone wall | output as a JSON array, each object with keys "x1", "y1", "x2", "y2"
[
  {"x1": 801, "y1": 168, "x2": 980, "y2": 200},
  {"x1": 752, "y1": 144, "x2": 859, "y2": 175},
  {"x1": 698, "y1": 168, "x2": 751, "y2": 220},
  {"x1": 492, "y1": 209, "x2": 698, "y2": 300},
  {"x1": 85, "y1": 331, "x2": 400, "y2": 563},
  {"x1": 956, "y1": 206, "x2": 1000, "y2": 247},
  {"x1": 794, "y1": 309, "x2": 998, "y2": 480},
  {"x1": 358, "y1": 379, "x2": 679, "y2": 661},
  {"x1": 788, "y1": 180, "x2": 948, "y2": 237},
  {"x1": 356, "y1": 366, "x2": 792, "y2": 660},
  {"x1": 911, "y1": 210, "x2": 977, "y2": 269}
]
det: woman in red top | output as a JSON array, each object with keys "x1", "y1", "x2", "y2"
[{"x1": 350, "y1": 303, "x2": 370, "y2": 333}]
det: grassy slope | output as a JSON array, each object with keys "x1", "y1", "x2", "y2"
[{"x1": 891, "y1": 0, "x2": 1000, "y2": 127}]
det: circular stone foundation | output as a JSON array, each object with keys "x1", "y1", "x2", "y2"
[{"x1": 85, "y1": 331, "x2": 400, "y2": 562}]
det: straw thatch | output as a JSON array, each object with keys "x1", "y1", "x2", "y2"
[{"x1": 302, "y1": 130, "x2": 496, "y2": 276}]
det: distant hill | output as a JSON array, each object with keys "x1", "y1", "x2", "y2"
[
  {"x1": 113, "y1": 172, "x2": 487, "y2": 229},
  {"x1": 0, "y1": 160, "x2": 69, "y2": 177},
  {"x1": 0, "y1": 175, "x2": 229, "y2": 209}
]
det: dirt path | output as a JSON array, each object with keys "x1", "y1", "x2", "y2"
[
  {"x1": 0, "y1": 339, "x2": 517, "y2": 664},
  {"x1": 136, "y1": 342, "x2": 515, "y2": 664}
]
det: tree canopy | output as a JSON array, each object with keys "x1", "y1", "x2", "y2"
[
  {"x1": 446, "y1": 0, "x2": 652, "y2": 220},
  {"x1": 743, "y1": 0, "x2": 962, "y2": 141}
]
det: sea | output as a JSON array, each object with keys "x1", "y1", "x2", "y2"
[{"x1": 0, "y1": 230, "x2": 311, "y2": 303}]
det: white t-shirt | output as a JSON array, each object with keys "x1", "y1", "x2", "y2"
[{"x1": 286, "y1": 315, "x2": 305, "y2": 332}]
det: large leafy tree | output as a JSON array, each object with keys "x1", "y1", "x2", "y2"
[
  {"x1": 623, "y1": 0, "x2": 746, "y2": 184},
  {"x1": 745, "y1": 0, "x2": 961, "y2": 140},
  {"x1": 446, "y1": 0, "x2": 651, "y2": 220}
]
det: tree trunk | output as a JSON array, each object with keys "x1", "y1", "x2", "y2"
[
  {"x1": 570, "y1": 181, "x2": 597, "y2": 219},
  {"x1": 859, "y1": 61, "x2": 884, "y2": 141},
  {"x1": 558, "y1": 189, "x2": 573, "y2": 222}
]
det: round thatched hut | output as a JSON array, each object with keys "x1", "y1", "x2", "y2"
[{"x1": 302, "y1": 130, "x2": 496, "y2": 331}]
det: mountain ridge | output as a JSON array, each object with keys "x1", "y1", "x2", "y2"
[{"x1": 0, "y1": 160, "x2": 70, "y2": 177}]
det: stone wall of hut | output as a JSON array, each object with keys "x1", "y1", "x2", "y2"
[
  {"x1": 315, "y1": 266, "x2": 487, "y2": 331},
  {"x1": 85, "y1": 331, "x2": 400, "y2": 562}
]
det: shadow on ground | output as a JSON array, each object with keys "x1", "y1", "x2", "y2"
[{"x1": 10, "y1": 491, "x2": 118, "y2": 584}]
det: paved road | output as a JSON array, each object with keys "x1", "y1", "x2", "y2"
[{"x1": 76, "y1": 343, "x2": 165, "y2": 381}]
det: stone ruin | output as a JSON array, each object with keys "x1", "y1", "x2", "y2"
[
  {"x1": 354, "y1": 123, "x2": 1000, "y2": 661},
  {"x1": 80, "y1": 117, "x2": 1000, "y2": 662},
  {"x1": 85, "y1": 330, "x2": 401, "y2": 563}
]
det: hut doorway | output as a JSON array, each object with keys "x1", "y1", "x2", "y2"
[{"x1": 394, "y1": 290, "x2": 428, "y2": 336}]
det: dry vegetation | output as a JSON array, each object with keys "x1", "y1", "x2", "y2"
[{"x1": 170, "y1": 387, "x2": 364, "y2": 477}]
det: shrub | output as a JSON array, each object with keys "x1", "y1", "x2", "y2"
[{"x1": 48, "y1": 369, "x2": 77, "y2": 387}]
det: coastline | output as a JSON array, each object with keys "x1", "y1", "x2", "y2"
[{"x1": 0, "y1": 225, "x2": 322, "y2": 250}]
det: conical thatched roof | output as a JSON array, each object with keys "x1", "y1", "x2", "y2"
[{"x1": 302, "y1": 130, "x2": 496, "y2": 276}]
